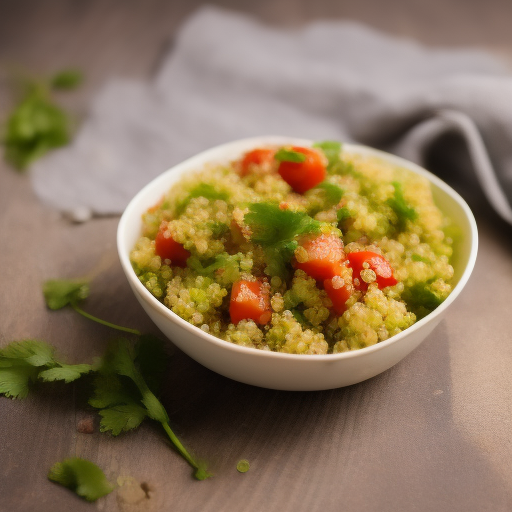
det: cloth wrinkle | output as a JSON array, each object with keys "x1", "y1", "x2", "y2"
[{"x1": 30, "y1": 5, "x2": 512, "y2": 224}]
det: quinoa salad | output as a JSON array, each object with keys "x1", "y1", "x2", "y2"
[{"x1": 130, "y1": 142, "x2": 455, "y2": 355}]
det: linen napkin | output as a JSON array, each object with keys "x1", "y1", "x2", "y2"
[{"x1": 31, "y1": 6, "x2": 512, "y2": 224}]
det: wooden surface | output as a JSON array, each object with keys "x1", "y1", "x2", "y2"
[{"x1": 1, "y1": 1, "x2": 512, "y2": 511}]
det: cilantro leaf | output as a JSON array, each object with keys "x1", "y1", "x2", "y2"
[
  {"x1": 43, "y1": 278, "x2": 141, "y2": 335},
  {"x1": 313, "y1": 141, "x2": 342, "y2": 167},
  {"x1": 274, "y1": 148, "x2": 307, "y2": 163},
  {"x1": 244, "y1": 203, "x2": 320, "y2": 247},
  {"x1": 0, "y1": 339, "x2": 55, "y2": 366},
  {"x1": 263, "y1": 240, "x2": 298, "y2": 278},
  {"x1": 403, "y1": 282, "x2": 444, "y2": 318},
  {"x1": 187, "y1": 252, "x2": 242, "y2": 283},
  {"x1": 50, "y1": 69, "x2": 83, "y2": 90},
  {"x1": 387, "y1": 181, "x2": 418, "y2": 231},
  {"x1": 314, "y1": 182, "x2": 344, "y2": 207},
  {"x1": 0, "y1": 340, "x2": 93, "y2": 398},
  {"x1": 38, "y1": 364, "x2": 93, "y2": 383},
  {"x1": 43, "y1": 279, "x2": 89, "y2": 310},
  {"x1": 3, "y1": 89, "x2": 70, "y2": 170},
  {"x1": 98, "y1": 404, "x2": 148, "y2": 436},
  {"x1": 0, "y1": 365, "x2": 39, "y2": 399},
  {"x1": 48, "y1": 457, "x2": 113, "y2": 502}
]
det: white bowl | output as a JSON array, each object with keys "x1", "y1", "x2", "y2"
[{"x1": 117, "y1": 136, "x2": 478, "y2": 391}]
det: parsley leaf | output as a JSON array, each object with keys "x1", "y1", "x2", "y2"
[
  {"x1": 48, "y1": 457, "x2": 113, "y2": 502},
  {"x1": 43, "y1": 279, "x2": 89, "y2": 310},
  {"x1": 387, "y1": 181, "x2": 418, "y2": 231},
  {"x1": 274, "y1": 148, "x2": 306, "y2": 163},
  {"x1": 50, "y1": 69, "x2": 83, "y2": 90},
  {"x1": 244, "y1": 203, "x2": 320, "y2": 247}
]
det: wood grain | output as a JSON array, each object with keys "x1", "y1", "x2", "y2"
[{"x1": 1, "y1": 1, "x2": 512, "y2": 511}]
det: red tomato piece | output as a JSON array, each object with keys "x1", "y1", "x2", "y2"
[
  {"x1": 239, "y1": 148, "x2": 275, "y2": 176},
  {"x1": 324, "y1": 276, "x2": 352, "y2": 315},
  {"x1": 277, "y1": 146, "x2": 326, "y2": 194},
  {"x1": 347, "y1": 251, "x2": 398, "y2": 290},
  {"x1": 155, "y1": 228, "x2": 191, "y2": 267},
  {"x1": 294, "y1": 234, "x2": 345, "y2": 281},
  {"x1": 230, "y1": 280, "x2": 271, "y2": 325}
]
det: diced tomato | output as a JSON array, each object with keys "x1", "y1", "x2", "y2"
[
  {"x1": 324, "y1": 276, "x2": 352, "y2": 315},
  {"x1": 277, "y1": 146, "x2": 326, "y2": 194},
  {"x1": 155, "y1": 227, "x2": 191, "y2": 267},
  {"x1": 239, "y1": 148, "x2": 275, "y2": 176},
  {"x1": 347, "y1": 251, "x2": 398, "y2": 290},
  {"x1": 293, "y1": 234, "x2": 345, "y2": 281},
  {"x1": 229, "y1": 280, "x2": 271, "y2": 325}
]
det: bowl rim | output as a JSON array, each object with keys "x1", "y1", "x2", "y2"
[{"x1": 117, "y1": 136, "x2": 478, "y2": 363}]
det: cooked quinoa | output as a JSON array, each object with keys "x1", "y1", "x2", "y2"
[{"x1": 130, "y1": 142, "x2": 455, "y2": 355}]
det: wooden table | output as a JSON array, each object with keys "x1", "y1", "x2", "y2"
[{"x1": 1, "y1": 1, "x2": 512, "y2": 511}]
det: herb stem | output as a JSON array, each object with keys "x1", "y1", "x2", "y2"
[
  {"x1": 161, "y1": 421, "x2": 199, "y2": 471},
  {"x1": 70, "y1": 303, "x2": 141, "y2": 335}
]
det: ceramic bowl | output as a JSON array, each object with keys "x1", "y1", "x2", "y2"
[{"x1": 117, "y1": 136, "x2": 478, "y2": 391}]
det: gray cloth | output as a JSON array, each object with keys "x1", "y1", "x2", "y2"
[{"x1": 32, "y1": 6, "x2": 512, "y2": 224}]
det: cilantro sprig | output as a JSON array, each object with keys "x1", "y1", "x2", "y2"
[
  {"x1": 244, "y1": 202, "x2": 321, "y2": 278},
  {"x1": 0, "y1": 277, "x2": 213, "y2": 480},
  {"x1": 48, "y1": 457, "x2": 113, "y2": 502},
  {"x1": 2, "y1": 69, "x2": 83, "y2": 170},
  {"x1": 90, "y1": 336, "x2": 211, "y2": 480},
  {"x1": 244, "y1": 203, "x2": 320, "y2": 247},
  {"x1": 0, "y1": 340, "x2": 93, "y2": 399},
  {"x1": 43, "y1": 278, "x2": 141, "y2": 335}
]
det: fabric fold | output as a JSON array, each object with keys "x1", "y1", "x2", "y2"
[{"x1": 31, "y1": 5, "x2": 512, "y2": 224}]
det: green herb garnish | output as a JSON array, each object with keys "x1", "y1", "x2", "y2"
[
  {"x1": 244, "y1": 203, "x2": 320, "y2": 247},
  {"x1": 314, "y1": 182, "x2": 344, "y2": 207},
  {"x1": 411, "y1": 254, "x2": 429, "y2": 263},
  {"x1": 336, "y1": 207, "x2": 351, "y2": 224},
  {"x1": 50, "y1": 69, "x2": 83, "y2": 90},
  {"x1": 403, "y1": 282, "x2": 444, "y2": 318},
  {"x1": 0, "y1": 340, "x2": 93, "y2": 399},
  {"x1": 3, "y1": 70, "x2": 82, "y2": 170},
  {"x1": 43, "y1": 278, "x2": 141, "y2": 335},
  {"x1": 313, "y1": 141, "x2": 342, "y2": 167},
  {"x1": 274, "y1": 148, "x2": 307, "y2": 163},
  {"x1": 313, "y1": 140, "x2": 360, "y2": 176},
  {"x1": 387, "y1": 181, "x2": 418, "y2": 231},
  {"x1": 48, "y1": 457, "x2": 113, "y2": 502},
  {"x1": 89, "y1": 337, "x2": 211, "y2": 480},
  {"x1": 244, "y1": 203, "x2": 321, "y2": 278}
]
